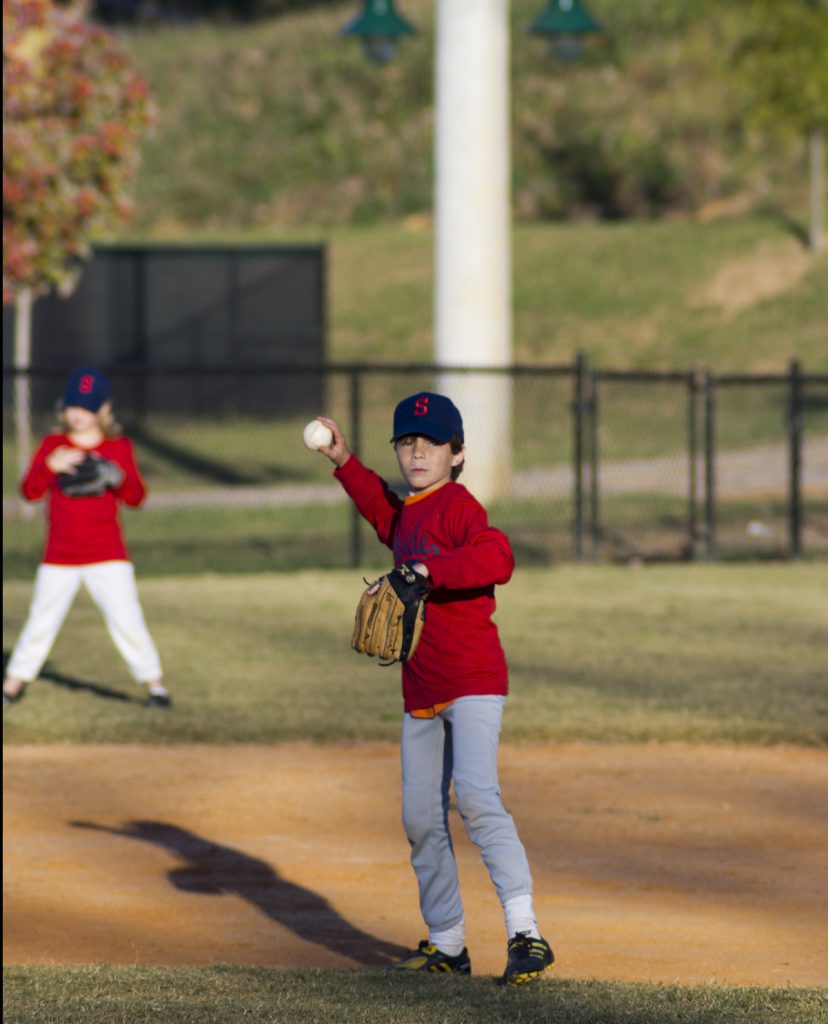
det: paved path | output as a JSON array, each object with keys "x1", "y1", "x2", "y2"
[
  {"x1": 4, "y1": 440, "x2": 827, "y2": 517},
  {"x1": 513, "y1": 439, "x2": 828, "y2": 499}
]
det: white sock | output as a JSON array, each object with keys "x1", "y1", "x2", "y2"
[
  {"x1": 504, "y1": 894, "x2": 541, "y2": 940},
  {"x1": 146, "y1": 682, "x2": 169, "y2": 697},
  {"x1": 429, "y1": 919, "x2": 466, "y2": 956}
]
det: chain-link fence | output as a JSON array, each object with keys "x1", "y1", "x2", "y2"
[{"x1": 3, "y1": 361, "x2": 827, "y2": 578}]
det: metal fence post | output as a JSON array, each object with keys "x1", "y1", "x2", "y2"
[
  {"x1": 587, "y1": 369, "x2": 600, "y2": 560},
  {"x1": 687, "y1": 370, "x2": 699, "y2": 560},
  {"x1": 703, "y1": 370, "x2": 716, "y2": 560},
  {"x1": 349, "y1": 368, "x2": 362, "y2": 568},
  {"x1": 572, "y1": 351, "x2": 586, "y2": 562},
  {"x1": 133, "y1": 250, "x2": 148, "y2": 423},
  {"x1": 788, "y1": 359, "x2": 803, "y2": 558}
]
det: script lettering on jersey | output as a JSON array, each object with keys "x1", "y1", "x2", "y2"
[{"x1": 395, "y1": 525, "x2": 441, "y2": 564}]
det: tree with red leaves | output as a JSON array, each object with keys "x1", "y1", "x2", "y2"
[{"x1": 3, "y1": 0, "x2": 154, "y2": 478}]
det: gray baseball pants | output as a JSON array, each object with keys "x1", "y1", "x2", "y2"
[{"x1": 401, "y1": 694, "x2": 534, "y2": 933}]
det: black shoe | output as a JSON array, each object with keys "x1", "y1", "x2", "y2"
[
  {"x1": 146, "y1": 692, "x2": 172, "y2": 709},
  {"x1": 502, "y1": 932, "x2": 554, "y2": 986},
  {"x1": 393, "y1": 940, "x2": 471, "y2": 974}
]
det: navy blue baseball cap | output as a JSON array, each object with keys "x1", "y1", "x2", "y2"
[
  {"x1": 392, "y1": 392, "x2": 464, "y2": 444},
  {"x1": 62, "y1": 368, "x2": 112, "y2": 412}
]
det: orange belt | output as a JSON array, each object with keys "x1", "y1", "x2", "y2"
[{"x1": 409, "y1": 700, "x2": 455, "y2": 719}]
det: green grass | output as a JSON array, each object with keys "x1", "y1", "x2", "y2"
[
  {"x1": 509, "y1": 221, "x2": 828, "y2": 374},
  {"x1": 5, "y1": 485, "x2": 826, "y2": 580},
  {"x1": 3, "y1": 966, "x2": 825, "y2": 1024},
  {"x1": 3, "y1": 564, "x2": 826, "y2": 746}
]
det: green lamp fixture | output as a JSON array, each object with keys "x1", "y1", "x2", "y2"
[
  {"x1": 529, "y1": 0, "x2": 601, "y2": 60},
  {"x1": 341, "y1": 0, "x2": 415, "y2": 65}
]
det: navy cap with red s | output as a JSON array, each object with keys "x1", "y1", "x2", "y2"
[
  {"x1": 392, "y1": 392, "x2": 464, "y2": 445},
  {"x1": 62, "y1": 368, "x2": 112, "y2": 413}
]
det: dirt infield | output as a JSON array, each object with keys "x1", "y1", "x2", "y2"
[{"x1": 4, "y1": 743, "x2": 827, "y2": 986}]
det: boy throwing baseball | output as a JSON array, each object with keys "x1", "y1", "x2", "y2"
[{"x1": 314, "y1": 391, "x2": 553, "y2": 986}]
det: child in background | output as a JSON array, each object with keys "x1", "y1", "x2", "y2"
[
  {"x1": 314, "y1": 391, "x2": 553, "y2": 986},
  {"x1": 3, "y1": 368, "x2": 171, "y2": 710}
]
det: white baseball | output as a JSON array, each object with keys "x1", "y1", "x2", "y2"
[{"x1": 303, "y1": 419, "x2": 333, "y2": 451}]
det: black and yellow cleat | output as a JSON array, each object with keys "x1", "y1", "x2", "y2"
[
  {"x1": 393, "y1": 940, "x2": 471, "y2": 975},
  {"x1": 502, "y1": 932, "x2": 554, "y2": 986}
]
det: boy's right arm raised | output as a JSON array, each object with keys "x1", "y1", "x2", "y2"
[{"x1": 314, "y1": 416, "x2": 401, "y2": 546}]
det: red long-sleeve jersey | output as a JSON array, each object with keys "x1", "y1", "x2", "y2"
[
  {"x1": 20, "y1": 434, "x2": 146, "y2": 565},
  {"x1": 335, "y1": 455, "x2": 515, "y2": 712}
]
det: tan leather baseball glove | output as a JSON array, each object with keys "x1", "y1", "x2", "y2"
[{"x1": 352, "y1": 564, "x2": 429, "y2": 664}]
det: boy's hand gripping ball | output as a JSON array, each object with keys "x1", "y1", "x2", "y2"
[{"x1": 303, "y1": 419, "x2": 334, "y2": 450}]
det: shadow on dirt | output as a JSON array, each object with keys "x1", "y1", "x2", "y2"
[{"x1": 69, "y1": 819, "x2": 408, "y2": 965}]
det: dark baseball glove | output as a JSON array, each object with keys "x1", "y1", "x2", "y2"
[
  {"x1": 57, "y1": 452, "x2": 124, "y2": 497},
  {"x1": 352, "y1": 564, "x2": 429, "y2": 664}
]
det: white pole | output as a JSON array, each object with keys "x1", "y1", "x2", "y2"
[
  {"x1": 14, "y1": 287, "x2": 33, "y2": 479},
  {"x1": 14, "y1": 286, "x2": 36, "y2": 520},
  {"x1": 434, "y1": 0, "x2": 512, "y2": 501}
]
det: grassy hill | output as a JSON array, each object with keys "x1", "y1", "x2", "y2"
[
  {"x1": 112, "y1": 2, "x2": 827, "y2": 372},
  {"x1": 121, "y1": 0, "x2": 810, "y2": 233},
  {"x1": 323, "y1": 218, "x2": 827, "y2": 370}
]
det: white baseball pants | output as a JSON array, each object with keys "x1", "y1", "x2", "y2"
[{"x1": 6, "y1": 561, "x2": 163, "y2": 684}]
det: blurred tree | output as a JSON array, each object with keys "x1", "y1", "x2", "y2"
[
  {"x1": 3, "y1": 0, "x2": 154, "y2": 477},
  {"x1": 733, "y1": 0, "x2": 828, "y2": 250}
]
